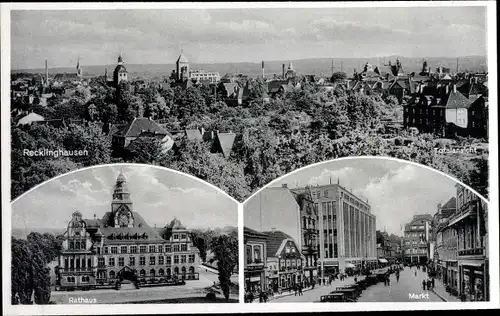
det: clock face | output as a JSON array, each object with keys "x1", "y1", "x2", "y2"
[{"x1": 118, "y1": 213, "x2": 129, "y2": 226}]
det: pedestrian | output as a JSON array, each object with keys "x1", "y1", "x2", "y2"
[
  {"x1": 299, "y1": 284, "x2": 303, "y2": 296},
  {"x1": 422, "y1": 279, "x2": 426, "y2": 290},
  {"x1": 294, "y1": 284, "x2": 298, "y2": 296},
  {"x1": 415, "y1": 270, "x2": 417, "y2": 277},
  {"x1": 396, "y1": 274, "x2": 400, "y2": 283},
  {"x1": 387, "y1": 275, "x2": 390, "y2": 286},
  {"x1": 427, "y1": 279, "x2": 431, "y2": 290},
  {"x1": 432, "y1": 278, "x2": 435, "y2": 289}
]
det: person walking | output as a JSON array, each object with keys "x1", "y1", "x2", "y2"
[
  {"x1": 431, "y1": 278, "x2": 435, "y2": 289},
  {"x1": 299, "y1": 284, "x2": 303, "y2": 296},
  {"x1": 415, "y1": 270, "x2": 417, "y2": 277},
  {"x1": 396, "y1": 273, "x2": 400, "y2": 283},
  {"x1": 423, "y1": 279, "x2": 426, "y2": 290},
  {"x1": 294, "y1": 284, "x2": 298, "y2": 296},
  {"x1": 387, "y1": 274, "x2": 391, "y2": 286},
  {"x1": 427, "y1": 279, "x2": 431, "y2": 291}
]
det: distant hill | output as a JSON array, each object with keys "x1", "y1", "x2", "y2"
[{"x1": 12, "y1": 55, "x2": 487, "y2": 79}]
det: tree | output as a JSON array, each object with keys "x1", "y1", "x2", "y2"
[
  {"x1": 87, "y1": 103, "x2": 98, "y2": 121},
  {"x1": 210, "y1": 235, "x2": 238, "y2": 300},
  {"x1": 116, "y1": 81, "x2": 137, "y2": 121},
  {"x1": 331, "y1": 71, "x2": 347, "y2": 82},
  {"x1": 125, "y1": 136, "x2": 169, "y2": 164},
  {"x1": 11, "y1": 233, "x2": 63, "y2": 305},
  {"x1": 62, "y1": 124, "x2": 112, "y2": 166}
]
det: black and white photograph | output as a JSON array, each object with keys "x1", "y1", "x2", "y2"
[
  {"x1": 1, "y1": 1, "x2": 498, "y2": 314},
  {"x1": 6, "y1": 4, "x2": 491, "y2": 203},
  {"x1": 243, "y1": 158, "x2": 490, "y2": 303},
  {"x1": 10, "y1": 164, "x2": 239, "y2": 305}
]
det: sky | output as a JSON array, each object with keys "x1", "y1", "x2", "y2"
[
  {"x1": 10, "y1": 6, "x2": 487, "y2": 69},
  {"x1": 265, "y1": 158, "x2": 466, "y2": 236},
  {"x1": 11, "y1": 165, "x2": 238, "y2": 231}
]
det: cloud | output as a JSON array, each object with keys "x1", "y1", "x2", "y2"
[
  {"x1": 11, "y1": 165, "x2": 237, "y2": 231},
  {"x1": 265, "y1": 159, "x2": 459, "y2": 236},
  {"x1": 10, "y1": 7, "x2": 487, "y2": 69}
]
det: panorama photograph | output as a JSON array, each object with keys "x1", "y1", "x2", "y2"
[{"x1": 11, "y1": 165, "x2": 239, "y2": 304}]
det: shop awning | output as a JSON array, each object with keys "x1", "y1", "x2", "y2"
[
  {"x1": 346, "y1": 263, "x2": 356, "y2": 268},
  {"x1": 378, "y1": 259, "x2": 388, "y2": 263}
]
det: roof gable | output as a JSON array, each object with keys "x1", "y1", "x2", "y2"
[
  {"x1": 212, "y1": 132, "x2": 236, "y2": 158},
  {"x1": 115, "y1": 118, "x2": 167, "y2": 138},
  {"x1": 445, "y1": 90, "x2": 471, "y2": 109}
]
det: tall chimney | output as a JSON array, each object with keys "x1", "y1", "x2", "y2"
[
  {"x1": 262, "y1": 60, "x2": 265, "y2": 79},
  {"x1": 45, "y1": 60, "x2": 48, "y2": 84},
  {"x1": 282, "y1": 64, "x2": 285, "y2": 79}
]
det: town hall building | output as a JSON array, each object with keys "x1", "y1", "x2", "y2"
[{"x1": 55, "y1": 171, "x2": 200, "y2": 291}]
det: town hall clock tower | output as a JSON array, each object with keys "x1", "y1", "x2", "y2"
[{"x1": 111, "y1": 171, "x2": 134, "y2": 228}]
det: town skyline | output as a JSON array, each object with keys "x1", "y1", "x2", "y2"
[
  {"x1": 11, "y1": 165, "x2": 238, "y2": 231},
  {"x1": 11, "y1": 7, "x2": 487, "y2": 69}
]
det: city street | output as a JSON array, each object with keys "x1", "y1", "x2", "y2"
[
  {"x1": 51, "y1": 267, "x2": 239, "y2": 304},
  {"x1": 357, "y1": 267, "x2": 442, "y2": 302},
  {"x1": 270, "y1": 277, "x2": 358, "y2": 303},
  {"x1": 271, "y1": 267, "x2": 442, "y2": 303}
]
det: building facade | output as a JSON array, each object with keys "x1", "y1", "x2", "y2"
[
  {"x1": 189, "y1": 69, "x2": 220, "y2": 83},
  {"x1": 293, "y1": 183, "x2": 376, "y2": 278},
  {"x1": 433, "y1": 197, "x2": 459, "y2": 294},
  {"x1": 56, "y1": 172, "x2": 200, "y2": 291},
  {"x1": 403, "y1": 214, "x2": 433, "y2": 265},
  {"x1": 450, "y1": 185, "x2": 488, "y2": 301},
  {"x1": 244, "y1": 227, "x2": 268, "y2": 293},
  {"x1": 291, "y1": 187, "x2": 319, "y2": 284},
  {"x1": 263, "y1": 231, "x2": 305, "y2": 292}
]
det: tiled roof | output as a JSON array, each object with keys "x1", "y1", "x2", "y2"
[
  {"x1": 244, "y1": 227, "x2": 268, "y2": 240},
  {"x1": 261, "y1": 230, "x2": 292, "y2": 257},
  {"x1": 185, "y1": 129, "x2": 203, "y2": 141},
  {"x1": 177, "y1": 53, "x2": 189, "y2": 63},
  {"x1": 114, "y1": 118, "x2": 167, "y2": 138},
  {"x1": 445, "y1": 89, "x2": 472, "y2": 109},
  {"x1": 441, "y1": 197, "x2": 457, "y2": 210},
  {"x1": 98, "y1": 211, "x2": 165, "y2": 244},
  {"x1": 213, "y1": 132, "x2": 236, "y2": 158},
  {"x1": 17, "y1": 112, "x2": 45, "y2": 125}
]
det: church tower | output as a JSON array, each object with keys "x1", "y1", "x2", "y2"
[
  {"x1": 76, "y1": 56, "x2": 83, "y2": 78},
  {"x1": 111, "y1": 171, "x2": 134, "y2": 228},
  {"x1": 176, "y1": 50, "x2": 190, "y2": 82}
]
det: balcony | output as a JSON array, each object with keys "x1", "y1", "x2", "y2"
[
  {"x1": 449, "y1": 201, "x2": 479, "y2": 226},
  {"x1": 458, "y1": 248, "x2": 484, "y2": 256}
]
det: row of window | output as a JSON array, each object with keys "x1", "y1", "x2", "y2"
[
  {"x1": 98, "y1": 243, "x2": 189, "y2": 255},
  {"x1": 97, "y1": 254, "x2": 196, "y2": 267},
  {"x1": 66, "y1": 275, "x2": 91, "y2": 283},
  {"x1": 68, "y1": 239, "x2": 87, "y2": 250},
  {"x1": 97, "y1": 266, "x2": 196, "y2": 279}
]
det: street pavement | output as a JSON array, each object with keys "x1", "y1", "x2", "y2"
[
  {"x1": 270, "y1": 277, "x2": 360, "y2": 303},
  {"x1": 51, "y1": 267, "x2": 239, "y2": 304},
  {"x1": 357, "y1": 267, "x2": 442, "y2": 302},
  {"x1": 270, "y1": 267, "x2": 443, "y2": 303}
]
